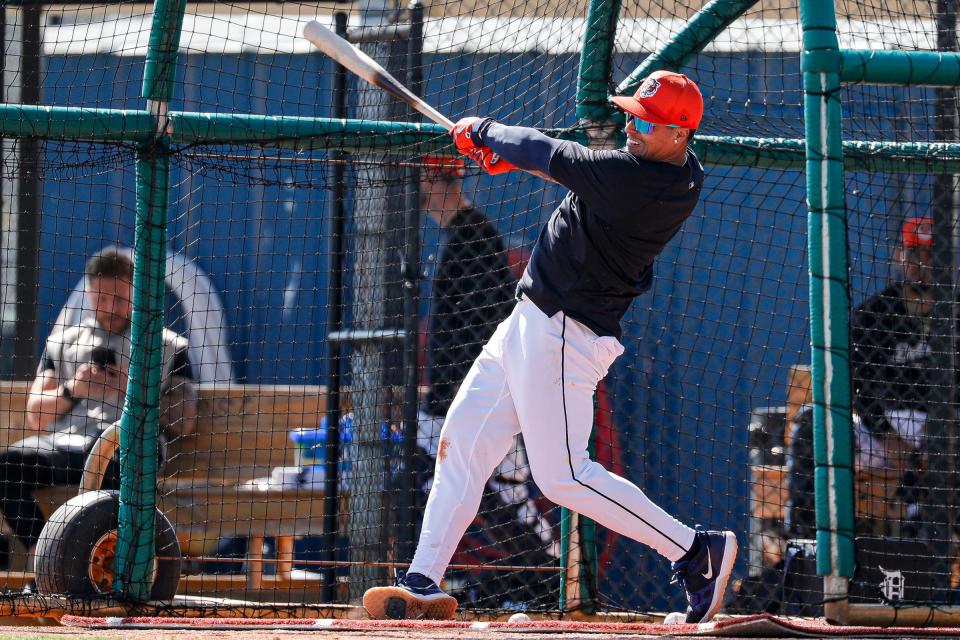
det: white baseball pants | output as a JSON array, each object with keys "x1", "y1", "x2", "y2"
[{"x1": 409, "y1": 296, "x2": 696, "y2": 583}]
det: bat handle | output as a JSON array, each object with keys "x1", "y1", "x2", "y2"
[{"x1": 421, "y1": 106, "x2": 455, "y2": 132}]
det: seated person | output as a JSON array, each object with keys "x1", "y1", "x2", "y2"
[
  {"x1": 0, "y1": 247, "x2": 197, "y2": 563},
  {"x1": 787, "y1": 219, "x2": 943, "y2": 536},
  {"x1": 53, "y1": 247, "x2": 235, "y2": 385},
  {"x1": 850, "y1": 217, "x2": 940, "y2": 475}
]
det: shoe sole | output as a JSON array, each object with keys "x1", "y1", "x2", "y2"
[
  {"x1": 700, "y1": 531, "x2": 738, "y2": 624},
  {"x1": 363, "y1": 585, "x2": 457, "y2": 620}
]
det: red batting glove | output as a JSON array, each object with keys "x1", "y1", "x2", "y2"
[
  {"x1": 452, "y1": 117, "x2": 517, "y2": 175},
  {"x1": 463, "y1": 146, "x2": 517, "y2": 175},
  {"x1": 452, "y1": 116, "x2": 484, "y2": 153}
]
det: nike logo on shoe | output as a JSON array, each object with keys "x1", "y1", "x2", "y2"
[
  {"x1": 672, "y1": 530, "x2": 738, "y2": 624},
  {"x1": 701, "y1": 547, "x2": 713, "y2": 579}
]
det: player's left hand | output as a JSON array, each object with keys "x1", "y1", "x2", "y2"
[
  {"x1": 452, "y1": 117, "x2": 484, "y2": 153},
  {"x1": 462, "y1": 146, "x2": 517, "y2": 175}
]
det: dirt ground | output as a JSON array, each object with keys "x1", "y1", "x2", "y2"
[{"x1": 0, "y1": 627, "x2": 653, "y2": 640}]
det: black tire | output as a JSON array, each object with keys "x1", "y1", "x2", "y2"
[{"x1": 34, "y1": 490, "x2": 181, "y2": 600}]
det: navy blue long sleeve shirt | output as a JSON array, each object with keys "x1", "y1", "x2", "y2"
[{"x1": 474, "y1": 121, "x2": 704, "y2": 339}]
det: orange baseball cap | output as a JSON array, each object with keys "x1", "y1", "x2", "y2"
[
  {"x1": 901, "y1": 216, "x2": 933, "y2": 248},
  {"x1": 419, "y1": 155, "x2": 465, "y2": 178},
  {"x1": 610, "y1": 70, "x2": 704, "y2": 129}
]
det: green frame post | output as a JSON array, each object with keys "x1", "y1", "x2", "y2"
[
  {"x1": 114, "y1": 0, "x2": 188, "y2": 601},
  {"x1": 800, "y1": 0, "x2": 855, "y2": 623},
  {"x1": 561, "y1": 0, "x2": 622, "y2": 613},
  {"x1": 840, "y1": 49, "x2": 960, "y2": 86},
  {"x1": 575, "y1": 0, "x2": 622, "y2": 124},
  {"x1": 7, "y1": 103, "x2": 960, "y2": 171}
]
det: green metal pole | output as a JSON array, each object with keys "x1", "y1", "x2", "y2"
[
  {"x1": 141, "y1": 0, "x2": 189, "y2": 102},
  {"x1": 6, "y1": 105, "x2": 960, "y2": 172},
  {"x1": 116, "y1": 148, "x2": 170, "y2": 600},
  {"x1": 561, "y1": 0, "x2": 624, "y2": 612},
  {"x1": 114, "y1": 0, "x2": 187, "y2": 601},
  {"x1": 558, "y1": 509, "x2": 572, "y2": 612},
  {"x1": 615, "y1": 0, "x2": 759, "y2": 95},
  {"x1": 170, "y1": 112, "x2": 451, "y2": 149},
  {"x1": 800, "y1": 0, "x2": 855, "y2": 623},
  {"x1": 579, "y1": 423, "x2": 600, "y2": 613},
  {"x1": 840, "y1": 49, "x2": 960, "y2": 86},
  {"x1": 692, "y1": 136, "x2": 960, "y2": 173},
  {"x1": 575, "y1": 0, "x2": 622, "y2": 123},
  {"x1": 0, "y1": 105, "x2": 155, "y2": 141}
]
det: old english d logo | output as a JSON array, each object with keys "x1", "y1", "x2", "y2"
[
  {"x1": 878, "y1": 566, "x2": 904, "y2": 601},
  {"x1": 638, "y1": 78, "x2": 660, "y2": 98}
]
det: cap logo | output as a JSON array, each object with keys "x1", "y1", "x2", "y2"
[{"x1": 638, "y1": 78, "x2": 661, "y2": 99}]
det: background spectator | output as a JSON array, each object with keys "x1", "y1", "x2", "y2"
[
  {"x1": 850, "y1": 216, "x2": 938, "y2": 474},
  {"x1": 0, "y1": 247, "x2": 197, "y2": 570},
  {"x1": 417, "y1": 157, "x2": 557, "y2": 608}
]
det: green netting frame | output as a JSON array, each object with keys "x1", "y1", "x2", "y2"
[
  {"x1": 2, "y1": 0, "x2": 960, "y2": 608},
  {"x1": 117, "y1": 0, "x2": 187, "y2": 602},
  {"x1": 800, "y1": 0, "x2": 960, "y2": 620}
]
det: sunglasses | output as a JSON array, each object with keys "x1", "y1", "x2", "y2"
[{"x1": 629, "y1": 114, "x2": 680, "y2": 134}]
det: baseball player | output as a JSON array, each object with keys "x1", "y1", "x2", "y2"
[{"x1": 364, "y1": 70, "x2": 737, "y2": 623}]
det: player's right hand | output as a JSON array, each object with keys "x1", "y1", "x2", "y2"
[
  {"x1": 452, "y1": 116, "x2": 484, "y2": 152},
  {"x1": 453, "y1": 117, "x2": 516, "y2": 175},
  {"x1": 462, "y1": 146, "x2": 517, "y2": 175}
]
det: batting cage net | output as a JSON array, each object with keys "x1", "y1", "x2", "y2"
[{"x1": 0, "y1": 0, "x2": 957, "y2": 624}]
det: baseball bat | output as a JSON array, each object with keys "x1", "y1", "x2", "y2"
[{"x1": 303, "y1": 20, "x2": 455, "y2": 132}]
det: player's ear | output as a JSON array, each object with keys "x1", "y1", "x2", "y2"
[{"x1": 674, "y1": 128, "x2": 691, "y2": 144}]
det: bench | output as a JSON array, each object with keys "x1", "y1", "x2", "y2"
[{"x1": 0, "y1": 381, "x2": 332, "y2": 600}]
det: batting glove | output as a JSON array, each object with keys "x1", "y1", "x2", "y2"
[
  {"x1": 452, "y1": 116, "x2": 485, "y2": 153},
  {"x1": 452, "y1": 117, "x2": 516, "y2": 175},
  {"x1": 462, "y1": 146, "x2": 517, "y2": 175}
]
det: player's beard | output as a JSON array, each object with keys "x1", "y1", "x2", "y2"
[{"x1": 96, "y1": 312, "x2": 132, "y2": 335}]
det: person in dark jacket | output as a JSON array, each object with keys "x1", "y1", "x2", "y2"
[
  {"x1": 782, "y1": 218, "x2": 945, "y2": 541},
  {"x1": 416, "y1": 157, "x2": 556, "y2": 608},
  {"x1": 850, "y1": 216, "x2": 941, "y2": 473},
  {"x1": 420, "y1": 156, "x2": 515, "y2": 418}
]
